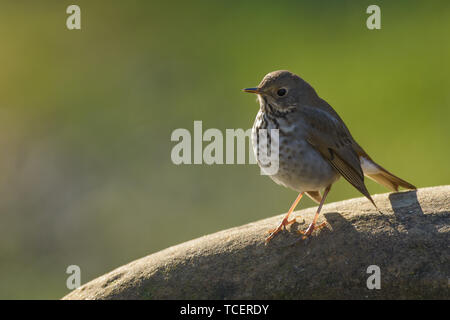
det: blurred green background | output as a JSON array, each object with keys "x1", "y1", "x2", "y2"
[{"x1": 0, "y1": 0, "x2": 448, "y2": 299}]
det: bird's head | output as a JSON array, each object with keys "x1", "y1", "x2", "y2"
[{"x1": 243, "y1": 70, "x2": 316, "y2": 113}]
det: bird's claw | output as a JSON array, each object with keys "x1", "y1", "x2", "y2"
[
  {"x1": 298, "y1": 221, "x2": 328, "y2": 240},
  {"x1": 265, "y1": 218, "x2": 296, "y2": 243}
]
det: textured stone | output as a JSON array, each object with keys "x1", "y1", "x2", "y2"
[{"x1": 63, "y1": 186, "x2": 450, "y2": 300}]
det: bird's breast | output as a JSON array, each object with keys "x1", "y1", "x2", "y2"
[{"x1": 252, "y1": 110, "x2": 339, "y2": 192}]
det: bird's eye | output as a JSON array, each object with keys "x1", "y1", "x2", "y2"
[{"x1": 277, "y1": 88, "x2": 287, "y2": 96}]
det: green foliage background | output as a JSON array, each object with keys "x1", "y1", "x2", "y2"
[{"x1": 0, "y1": 1, "x2": 448, "y2": 298}]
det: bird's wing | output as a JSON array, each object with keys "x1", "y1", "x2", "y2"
[{"x1": 300, "y1": 106, "x2": 377, "y2": 208}]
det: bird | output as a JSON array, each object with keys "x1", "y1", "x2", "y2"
[{"x1": 243, "y1": 70, "x2": 416, "y2": 243}]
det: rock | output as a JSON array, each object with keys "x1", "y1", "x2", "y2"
[{"x1": 63, "y1": 186, "x2": 449, "y2": 300}]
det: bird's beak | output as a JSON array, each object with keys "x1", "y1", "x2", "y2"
[{"x1": 242, "y1": 87, "x2": 261, "y2": 94}]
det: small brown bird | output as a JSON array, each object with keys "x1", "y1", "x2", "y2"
[{"x1": 244, "y1": 70, "x2": 415, "y2": 243}]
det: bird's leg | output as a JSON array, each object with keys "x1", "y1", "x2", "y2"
[
  {"x1": 299, "y1": 184, "x2": 332, "y2": 239},
  {"x1": 265, "y1": 192, "x2": 304, "y2": 243}
]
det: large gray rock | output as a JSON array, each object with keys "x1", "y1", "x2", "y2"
[{"x1": 63, "y1": 186, "x2": 449, "y2": 300}]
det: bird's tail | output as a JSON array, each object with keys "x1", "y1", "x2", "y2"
[{"x1": 359, "y1": 155, "x2": 416, "y2": 191}]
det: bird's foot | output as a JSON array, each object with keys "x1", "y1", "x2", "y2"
[
  {"x1": 298, "y1": 221, "x2": 328, "y2": 240},
  {"x1": 265, "y1": 217, "x2": 296, "y2": 244}
]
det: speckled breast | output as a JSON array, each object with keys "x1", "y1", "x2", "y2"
[{"x1": 252, "y1": 109, "x2": 339, "y2": 192}]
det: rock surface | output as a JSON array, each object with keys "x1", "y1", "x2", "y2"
[{"x1": 63, "y1": 186, "x2": 449, "y2": 300}]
